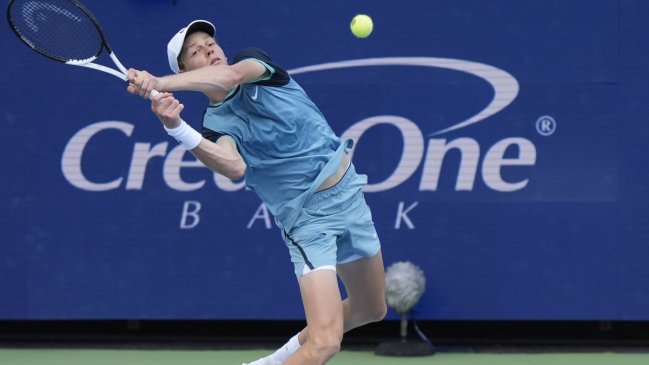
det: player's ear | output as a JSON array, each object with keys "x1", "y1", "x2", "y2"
[{"x1": 176, "y1": 52, "x2": 187, "y2": 73}]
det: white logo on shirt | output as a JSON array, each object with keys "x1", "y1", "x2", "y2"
[{"x1": 250, "y1": 86, "x2": 259, "y2": 100}]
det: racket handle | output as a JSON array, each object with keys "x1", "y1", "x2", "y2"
[{"x1": 126, "y1": 80, "x2": 159, "y2": 100}]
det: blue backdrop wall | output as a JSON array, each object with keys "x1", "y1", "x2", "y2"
[{"x1": 1, "y1": 0, "x2": 648, "y2": 320}]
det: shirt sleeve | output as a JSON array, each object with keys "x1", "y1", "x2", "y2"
[
  {"x1": 201, "y1": 125, "x2": 226, "y2": 142},
  {"x1": 232, "y1": 47, "x2": 290, "y2": 87}
]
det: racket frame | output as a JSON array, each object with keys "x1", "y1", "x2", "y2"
[{"x1": 7, "y1": 0, "x2": 147, "y2": 85}]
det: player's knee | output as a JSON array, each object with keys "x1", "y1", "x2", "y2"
[
  {"x1": 347, "y1": 299, "x2": 387, "y2": 327},
  {"x1": 305, "y1": 333, "x2": 342, "y2": 362},
  {"x1": 359, "y1": 297, "x2": 387, "y2": 323},
  {"x1": 366, "y1": 300, "x2": 387, "y2": 323},
  {"x1": 374, "y1": 300, "x2": 388, "y2": 322},
  {"x1": 313, "y1": 341, "x2": 341, "y2": 362}
]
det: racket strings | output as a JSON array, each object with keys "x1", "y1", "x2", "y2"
[{"x1": 9, "y1": 0, "x2": 103, "y2": 62}]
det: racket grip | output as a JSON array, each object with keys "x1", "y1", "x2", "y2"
[
  {"x1": 126, "y1": 79, "x2": 159, "y2": 99},
  {"x1": 148, "y1": 89, "x2": 159, "y2": 99}
]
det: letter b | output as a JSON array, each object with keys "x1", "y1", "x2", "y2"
[{"x1": 180, "y1": 200, "x2": 202, "y2": 229}]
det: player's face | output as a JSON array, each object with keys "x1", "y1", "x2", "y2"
[{"x1": 179, "y1": 31, "x2": 226, "y2": 72}]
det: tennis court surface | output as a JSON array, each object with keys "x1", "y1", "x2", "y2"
[{"x1": 1, "y1": 347, "x2": 648, "y2": 365}]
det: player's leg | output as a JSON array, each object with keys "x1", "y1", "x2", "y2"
[
  {"x1": 244, "y1": 164, "x2": 378, "y2": 365},
  {"x1": 332, "y1": 177, "x2": 386, "y2": 332},
  {"x1": 337, "y1": 250, "x2": 387, "y2": 332},
  {"x1": 244, "y1": 216, "x2": 344, "y2": 364},
  {"x1": 282, "y1": 268, "x2": 344, "y2": 365},
  {"x1": 281, "y1": 171, "x2": 384, "y2": 362},
  {"x1": 279, "y1": 199, "x2": 385, "y2": 364},
  {"x1": 241, "y1": 332, "x2": 302, "y2": 365}
]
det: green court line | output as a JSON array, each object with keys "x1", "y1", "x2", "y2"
[{"x1": 0, "y1": 348, "x2": 648, "y2": 365}]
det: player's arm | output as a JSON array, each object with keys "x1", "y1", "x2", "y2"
[
  {"x1": 192, "y1": 136, "x2": 246, "y2": 180},
  {"x1": 159, "y1": 60, "x2": 268, "y2": 93},
  {"x1": 126, "y1": 60, "x2": 267, "y2": 100},
  {"x1": 149, "y1": 92, "x2": 246, "y2": 180}
]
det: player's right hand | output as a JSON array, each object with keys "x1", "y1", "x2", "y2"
[
  {"x1": 151, "y1": 92, "x2": 184, "y2": 129},
  {"x1": 127, "y1": 68, "x2": 158, "y2": 99}
]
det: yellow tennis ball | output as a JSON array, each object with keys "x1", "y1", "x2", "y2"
[{"x1": 351, "y1": 14, "x2": 373, "y2": 38}]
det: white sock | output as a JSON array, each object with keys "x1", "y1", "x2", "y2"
[{"x1": 268, "y1": 333, "x2": 301, "y2": 364}]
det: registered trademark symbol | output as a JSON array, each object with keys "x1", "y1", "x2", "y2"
[{"x1": 536, "y1": 115, "x2": 556, "y2": 136}]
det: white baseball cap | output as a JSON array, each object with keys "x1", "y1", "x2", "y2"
[{"x1": 167, "y1": 20, "x2": 216, "y2": 73}]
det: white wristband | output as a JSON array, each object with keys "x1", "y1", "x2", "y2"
[{"x1": 164, "y1": 119, "x2": 202, "y2": 150}]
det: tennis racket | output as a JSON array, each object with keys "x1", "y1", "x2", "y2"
[{"x1": 7, "y1": 0, "x2": 158, "y2": 97}]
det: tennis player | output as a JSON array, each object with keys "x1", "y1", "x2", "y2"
[{"x1": 127, "y1": 20, "x2": 387, "y2": 365}]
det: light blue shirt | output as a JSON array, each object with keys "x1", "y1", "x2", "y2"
[{"x1": 203, "y1": 54, "x2": 352, "y2": 230}]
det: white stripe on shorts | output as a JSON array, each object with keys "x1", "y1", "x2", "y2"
[{"x1": 302, "y1": 264, "x2": 336, "y2": 276}]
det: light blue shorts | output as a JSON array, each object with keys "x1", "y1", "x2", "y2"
[{"x1": 283, "y1": 164, "x2": 381, "y2": 278}]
